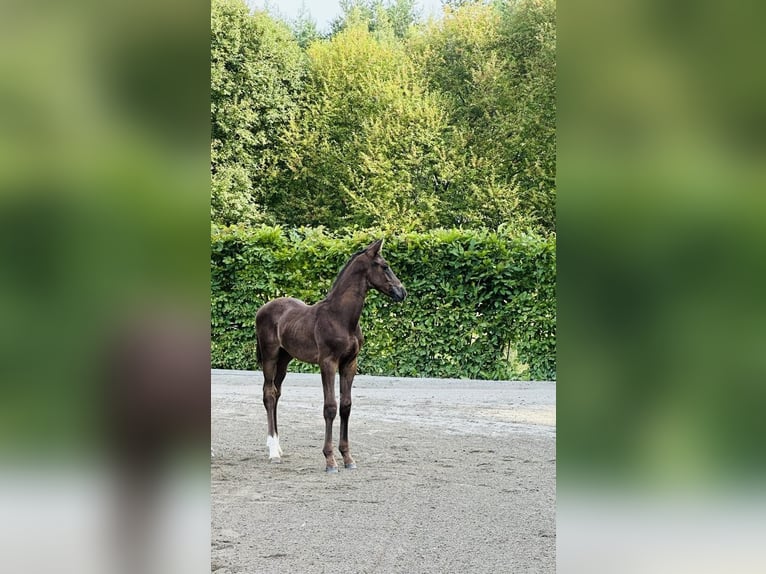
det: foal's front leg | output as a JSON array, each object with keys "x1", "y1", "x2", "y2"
[
  {"x1": 320, "y1": 358, "x2": 339, "y2": 473},
  {"x1": 338, "y1": 358, "x2": 357, "y2": 469}
]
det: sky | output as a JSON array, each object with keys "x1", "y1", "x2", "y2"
[{"x1": 248, "y1": 0, "x2": 445, "y2": 33}]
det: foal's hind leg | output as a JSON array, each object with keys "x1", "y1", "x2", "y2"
[
  {"x1": 338, "y1": 358, "x2": 357, "y2": 469},
  {"x1": 263, "y1": 350, "x2": 291, "y2": 463}
]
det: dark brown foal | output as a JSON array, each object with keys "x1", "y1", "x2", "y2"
[{"x1": 255, "y1": 239, "x2": 406, "y2": 472}]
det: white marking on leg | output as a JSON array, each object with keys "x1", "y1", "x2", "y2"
[{"x1": 267, "y1": 434, "x2": 282, "y2": 459}]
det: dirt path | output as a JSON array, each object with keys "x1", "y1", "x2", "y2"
[{"x1": 212, "y1": 370, "x2": 556, "y2": 574}]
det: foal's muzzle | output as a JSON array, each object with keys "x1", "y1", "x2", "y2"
[{"x1": 390, "y1": 285, "x2": 407, "y2": 302}]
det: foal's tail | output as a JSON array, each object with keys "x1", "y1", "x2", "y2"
[{"x1": 255, "y1": 336, "x2": 262, "y2": 368}]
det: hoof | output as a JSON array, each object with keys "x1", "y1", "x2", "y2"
[
  {"x1": 270, "y1": 457, "x2": 282, "y2": 464},
  {"x1": 344, "y1": 463, "x2": 357, "y2": 470},
  {"x1": 325, "y1": 465, "x2": 338, "y2": 474}
]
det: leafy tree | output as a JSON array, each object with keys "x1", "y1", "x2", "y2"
[
  {"x1": 386, "y1": 0, "x2": 421, "y2": 38},
  {"x1": 266, "y1": 21, "x2": 455, "y2": 231},
  {"x1": 497, "y1": 0, "x2": 556, "y2": 231},
  {"x1": 410, "y1": 0, "x2": 556, "y2": 232},
  {"x1": 330, "y1": 0, "x2": 420, "y2": 39},
  {"x1": 210, "y1": 0, "x2": 306, "y2": 225},
  {"x1": 290, "y1": 2, "x2": 320, "y2": 49},
  {"x1": 209, "y1": 0, "x2": 555, "y2": 233}
]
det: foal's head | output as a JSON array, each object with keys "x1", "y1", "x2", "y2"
[{"x1": 360, "y1": 239, "x2": 407, "y2": 302}]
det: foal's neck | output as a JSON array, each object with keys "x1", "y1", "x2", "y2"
[{"x1": 323, "y1": 261, "x2": 368, "y2": 324}]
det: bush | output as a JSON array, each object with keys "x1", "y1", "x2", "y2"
[{"x1": 211, "y1": 225, "x2": 555, "y2": 380}]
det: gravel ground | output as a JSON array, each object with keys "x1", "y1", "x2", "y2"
[{"x1": 212, "y1": 370, "x2": 556, "y2": 574}]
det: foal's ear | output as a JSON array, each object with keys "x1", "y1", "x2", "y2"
[{"x1": 365, "y1": 238, "x2": 384, "y2": 257}]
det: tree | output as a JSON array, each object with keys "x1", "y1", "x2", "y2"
[
  {"x1": 210, "y1": 0, "x2": 306, "y2": 226},
  {"x1": 497, "y1": 0, "x2": 556, "y2": 231},
  {"x1": 330, "y1": 0, "x2": 421, "y2": 39},
  {"x1": 410, "y1": 0, "x2": 556, "y2": 232},
  {"x1": 290, "y1": 2, "x2": 320, "y2": 49},
  {"x1": 266, "y1": 21, "x2": 455, "y2": 231},
  {"x1": 209, "y1": 0, "x2": 555, "y2": 233}
]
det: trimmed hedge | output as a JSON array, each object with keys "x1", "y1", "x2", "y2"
[{"x1": 211, "y1": 226, "x2": 556, "y2": 380}]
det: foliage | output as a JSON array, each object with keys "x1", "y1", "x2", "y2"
[
  {"x1": 289, "y1": 3, "x2": 320, "y2": 48},
  {"x1": 211, "y1": 225, "x2": 556, "y2": 380},
  {"x1": 498, "y1": 0, "x2": 557, "y2": 230},
  {"x1": 209, "y1": 4, "x2": 557, "y2": 381},
  {"x1": 265, "y1": 21, "x2": 456, "y2": 231},
  {"x1": 210, "y1": 0, "x2": 306, "y2": 226},
  {"x1": 210, "y1": 1, "x2": 557, "y2": 234},
  {"x1": 330, "y1": 0, "x2": 421, "y2": 39},
  {"x1": 410, "y1": 0, "x2": 556, "y2": 231}
]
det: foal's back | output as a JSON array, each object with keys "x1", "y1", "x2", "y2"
[{"x1": 256, "y1": 297, "x2": 319, "y2": 364}]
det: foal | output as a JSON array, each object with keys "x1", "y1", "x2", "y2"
[{"x1": 255, "y1": 239, "x2": 406, "y2": 472}]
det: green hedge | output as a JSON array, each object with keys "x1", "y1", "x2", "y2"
[{"x1": 211, "y1": 226, "x2": 556, "y2": 380}]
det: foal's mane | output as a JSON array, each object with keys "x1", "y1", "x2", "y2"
[{"x1": 329, "y1": 248, "x2": 367, "y2": 291}]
